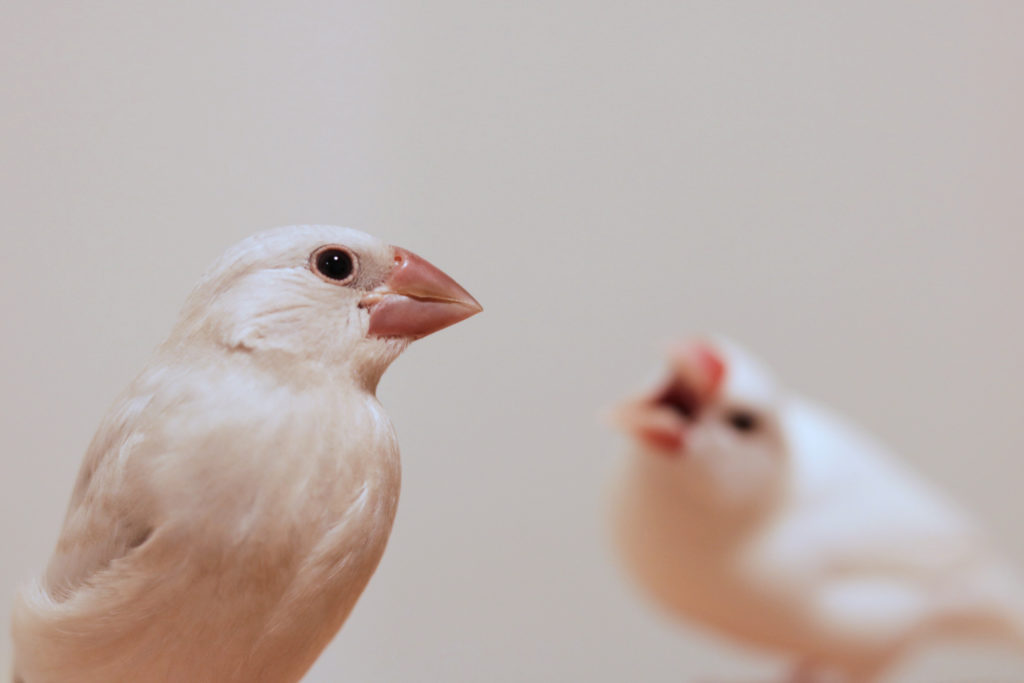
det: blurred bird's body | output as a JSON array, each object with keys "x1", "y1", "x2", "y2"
[
  {"x1": 11, "y1": 225, "x2": 480, "y2": 683},
  {"x1": 610, "y1": 339, "x2": 1024, "y2": 682}
]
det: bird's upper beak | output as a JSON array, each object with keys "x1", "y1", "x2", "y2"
[
  {"x1": 361, "y1": 247, "x2": 482, "y2": 339},
  {"x1": 609, "y1": 342, "x2": 725, "y2": 454}
]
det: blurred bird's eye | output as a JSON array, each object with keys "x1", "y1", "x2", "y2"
[
  {"x1": 312, "y1": 247, "x2": 357, "y2": 283},
  {"x1": 726, "y1": 410, "x2": 759, "y2": 434}
]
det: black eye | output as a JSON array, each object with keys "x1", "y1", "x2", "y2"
[
  {"x1": 313, "y1": 247, "x2": 356, "y2": 283},
  {"x1": 726, "y1": 410, "x2": 759, "y2": 434}
]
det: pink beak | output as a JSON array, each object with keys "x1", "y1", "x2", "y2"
[
  {"x1": 363, "y1": 247, "x2": 482, "y2": 339},
  {"x1": 610, "y1": 341, "x2": 725, "y2": 454}
]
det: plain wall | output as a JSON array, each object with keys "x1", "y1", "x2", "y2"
[{"x1": 2, "y1": 2, "x2": 1023, "y2": 680}]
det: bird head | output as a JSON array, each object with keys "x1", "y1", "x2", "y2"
[
  {"x1": 611, "y1": 337, "x2": 789, "y2": 510},
  {"x1": 169, "y1": 225, "x2": 482, "y2": 389}
]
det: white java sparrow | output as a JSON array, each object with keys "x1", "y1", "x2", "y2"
[
  {"x1": 609, "y1": 337, "x2": 1024, "y2": 682},
  {"x1": 11, "y1": 225, "x2": 481, "y2": 683}
]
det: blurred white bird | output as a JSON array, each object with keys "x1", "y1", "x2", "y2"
[
  {"x1": 11, "y1": 225, "x2": 481, "y2": 683},
  {"x1": 609, "y1": 337, "x2": 1024, "y2": 682}
]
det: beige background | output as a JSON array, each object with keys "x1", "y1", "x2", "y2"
[{"x1": 2, "y1": 2, "x2": 1023, "y2": 681}]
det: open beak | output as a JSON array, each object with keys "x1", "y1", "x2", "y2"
[
  {"x1": 610, "y1": 341, "x2": 724, "y2": 455},
  {"x1": 362, "y1": 247, "x2": 482, "y2": 339}
]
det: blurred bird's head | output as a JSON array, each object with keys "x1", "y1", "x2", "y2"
[
  {"x1": 611, "y1": 337, "x2": 789, "y2": 510},
  {"x1": 170, "y1": 225, "x2": 482, "y2": 389}
]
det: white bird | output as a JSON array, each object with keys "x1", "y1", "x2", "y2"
[
  {"x1": 609, "y1": 337, "x2": 1024, "y2": 682},
  {"x1": 11, "y1": 225, "x2": 481, "y2": 683}
]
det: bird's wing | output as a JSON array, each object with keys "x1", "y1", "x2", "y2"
[
  {"x1": 11, "y1": 378, "x2": 186, "y2": 681},
  {"x1": 41, "y1": 387, "x2": 164, "y2": 597},
  {"x1": 766, "y1": 463, "x2": 991, "y2": 607},
  {"x1": 40, "y1": 359, "x2": 290, "y2": 595},
  {"x1": 12, "y1": 366, "x2": 303, "y2": 682},
  {"x1": 783, "y1": 398, "x2": 988, "y2": 581},
  {"x1": 806, "y1": 572, "x2": 936, "y2": 667}
]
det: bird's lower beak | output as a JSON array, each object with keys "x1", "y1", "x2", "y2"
[
  {"x1": 609, "y1": 397, "x2": 688, "y2": 454},
  {"x1": 361, "y1": 247, "x2": 482, "y2": 339}
]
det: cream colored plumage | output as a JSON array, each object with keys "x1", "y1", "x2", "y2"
[
  {"x1": 12, "y1": 225, "x2": 480, "y2": 683},
  {"x1": 610, "y1": 337, "x2": 1024, "y2": 682}
]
